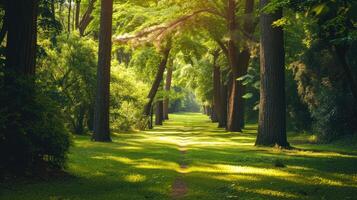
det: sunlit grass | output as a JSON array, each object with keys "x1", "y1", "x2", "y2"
[{"x1": 2, "y1": 112, "x2": 357, "y2": 200}]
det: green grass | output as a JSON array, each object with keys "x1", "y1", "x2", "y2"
[{"x1": 2, "y1": 113, "x2": 357, "y2": 200}]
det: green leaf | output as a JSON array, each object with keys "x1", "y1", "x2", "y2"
[
  {"x1": 312, "y1": 4, "x2": 329, "y2": 16},
  {"x1": 242, "y1": 93, "x2": 253, "y2": 99}
]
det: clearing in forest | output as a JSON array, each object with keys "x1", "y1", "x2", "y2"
[{"x1": 2, "y1": 113, "x2": 357, "y2": 200}]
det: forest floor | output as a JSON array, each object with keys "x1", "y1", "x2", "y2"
[{"x1": 2, "y1": 113, "x2": 357, "y2": 200}]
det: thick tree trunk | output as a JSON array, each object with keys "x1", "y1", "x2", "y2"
[
  {"x1": 92, "y1": 0, "x2": 113, "y2": 142},
  {"x1": 226, "y1": 0, "x2": 242, "y2": 132},
  {"x1": 163, "y1": 64, "x2": 173, "y2": 120},
  {"x1": 79, "y1": 0, "x2": 96, "y2": 36},
  {"x1": 5, "y1": 0, "x2": 38, "y2": 75},
  {"x1": 143, "y1": 48, "x2": 171, "y2": 116},
  {"x1": 255, "y1": 0, "x2": 288, "y2": 147},
  {"x1": 226, "y1": 0, "x2": 255, "y2": 132},
  {"x1": 155, "y1": 101, "x2": 163, "y2": 125}
]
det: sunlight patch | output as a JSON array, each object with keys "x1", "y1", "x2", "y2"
[
  {"x1": 235, "y1": 186, "x2": 299, "y2": 199},
  {"x1": 124, "y1": 174, "x2": 146, "y2": 183}
]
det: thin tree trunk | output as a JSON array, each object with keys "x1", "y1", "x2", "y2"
[
  {"x1": 212, "y1": 51, "x2": 223, "y2": 125},
  {"x1": 67, "y1": 0, "x2": 72, "y2": 33},
  {"x1": 143, "y1": 48, "x2": 171, "y2": 116},
  {"x1": 220, "y1": 81, "x2": 228, "y2": 127},
  {"x1": 149, "y1": 105, "x2": 154, "y2": 129},
  {"x1": 255, "y1": 0, "x2": 288, "y2": 147},
  {"x1": 79, "y1": 0, "x2": 96, "y2": 36},
  {"x1": 163, "y1": 63, "x2": 173, "y2": 120},
  {"x1": 75, "y1": 0, "x2": 81, "y2": 29},
  {"x1": 155, "y1": 101, "x2": 163, "y2": 125},
  {"x1": 92, "y1": 0, "x2": 113, "y2": 142},
  {"x1": 5, "y1": 0, "x2": 38, "y2": 75},
  {"x1": 0, "y1": 11, "x2": 7, "y2": 45}
]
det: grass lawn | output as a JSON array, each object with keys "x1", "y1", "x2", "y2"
[{"x1": 1, "y1": 113, "x2": 357, "y2": 200}]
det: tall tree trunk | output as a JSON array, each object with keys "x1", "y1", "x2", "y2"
[
  {"x1": 255, "y1": 0, "x2": 288, "y2": 147},
  {"x1": 5, "y1": 0, "x2": 38, "y2": 75},
  {"x1": 226, "y1": 0, "x2": 242, "y2": 132},
  {"x1": 92, "y1": 0, "x2": 113, "y2": 142},
  {"x1": 67, "y1": 0, "x2": 72, "y2": 33},
  {"x1": 226, "y1": 0, "x2": 255, "y2": 132},
  {"x1": 220, "y1": 81, "x2": 228, "y2": 127},
  {"x1": 163, "y1": 64, "x2": 173, "y2": 120},
  {"x1": 143, "y1": 48, "x2": 171, "y2": 116},
  {"x1": 212, "y1": 51, "x2": 223, "y2": 125},
  {"x1": 155, "y1": 101, "x2": 163, "y2": 125},
  {"x1": 75, "y1": 0, "x2": 81, "y2": 29}
]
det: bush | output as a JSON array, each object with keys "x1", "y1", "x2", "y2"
[
  {"x1": 110, "y1": 63, "x2": 148, "y2": 131},
  {"x1": 292, "y1": 41, "x2": 357, "y2": 142},
  {"x1": 0, "y1": 75, "x2": 71, "y2": 175}
]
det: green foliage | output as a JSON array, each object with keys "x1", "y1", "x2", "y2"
[
  {"x1": 291, "y1": 41, "x2": 357, "y2": 142},
  {"x1": 0, "y1": 75, "x2": 71, "y2": 174},
  {"x1": 37, "y1": 33, "x2": 97, "y2": 135},
  {"x1": 110, "y1": 62, "x2": 149, "y2": 131}
]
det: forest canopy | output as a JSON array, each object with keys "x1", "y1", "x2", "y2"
[{"x1": 0, "y1": 0, "x2": 356, "y2": 190}]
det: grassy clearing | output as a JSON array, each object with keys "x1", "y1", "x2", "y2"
[{"x1": 1, "y1": 113, "x2": 357, "y2": 200}]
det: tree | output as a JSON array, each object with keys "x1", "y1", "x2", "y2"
[
  {"x1": 255, "y1": 0, "x2": 289, "y2": 147},
  {"x1": 92, "y1": 0, "x2": 113, "y2": 142},
  {"x1": 143, "y1": 47, "x2": 171, "y2": 117},
  {"x1": 5, "y1": 0, "x2": 38, "y2": 76},
  {"x1": 155, "y1": 100, "x2": 164, "y2": 125},
  {"x1": 163, "y1": 62, "x2": 173, "y2": 120},
  {"x1": 212, "y1": 50, "x2": 223, "y2": 126}
]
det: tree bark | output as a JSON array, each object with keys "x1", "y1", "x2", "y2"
[
  {"x1": 255, "y1": 0, "x2": 288, "y2": 147},
  {"x1": 220, "y1": 80, "x2": 228, "y2": 128},
  {"x1": 75, "y1": 0, "x2": 81, "y2": 29},
  {"x1": 163, "y1": 63, "x2": 173, "y2": 120},
  {"x1": 5, "y1": 0, "x2": 38, "y2": 76},
  {"x1": 226, "y1": 0, "x2": 242, "y2": 132},
  {"x1": 212, "y1": 51, "x2": 223, "y2": 125},
  {"x1": 143, "y1": 48, "x2": 171, "y2": 116},
  {"x1": 92, "y1": 0, "x2": 113, "y2": 142},
  {"x1": 79, "y1": 0, "x2": 96, "y2": 36},
  {"x1": 226, "y1": 0, "x2": 255, "y2": 132},
  {"x1": 155, "y1": 101, "x2": 163, "y2": 125},
  {"x1": 67, "y1": 0, "x2": 72, "y2": 33}
]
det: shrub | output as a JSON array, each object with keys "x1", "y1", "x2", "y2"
[{"x1": 0, "y1": 75, "x2": 71, "y2": 175}]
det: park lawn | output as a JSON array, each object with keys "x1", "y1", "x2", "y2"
[{"x1": 1, "y1": 113, "x2": 357, "y2": 200}]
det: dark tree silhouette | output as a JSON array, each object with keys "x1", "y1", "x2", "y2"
[{"x1": 92, "y1": 0, "x2": 113, "y2": 142}]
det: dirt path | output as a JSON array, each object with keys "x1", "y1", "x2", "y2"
[{"x1": 171, "y1": 140, "x2": 189, "y2": 199}]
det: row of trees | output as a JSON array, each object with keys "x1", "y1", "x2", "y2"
[
  {"x1": 111, "y1": 0, "x2": 289, "y2": 146},
  {"x1": 0, "y1": 0, "x2": 355, "y2": 175}
]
